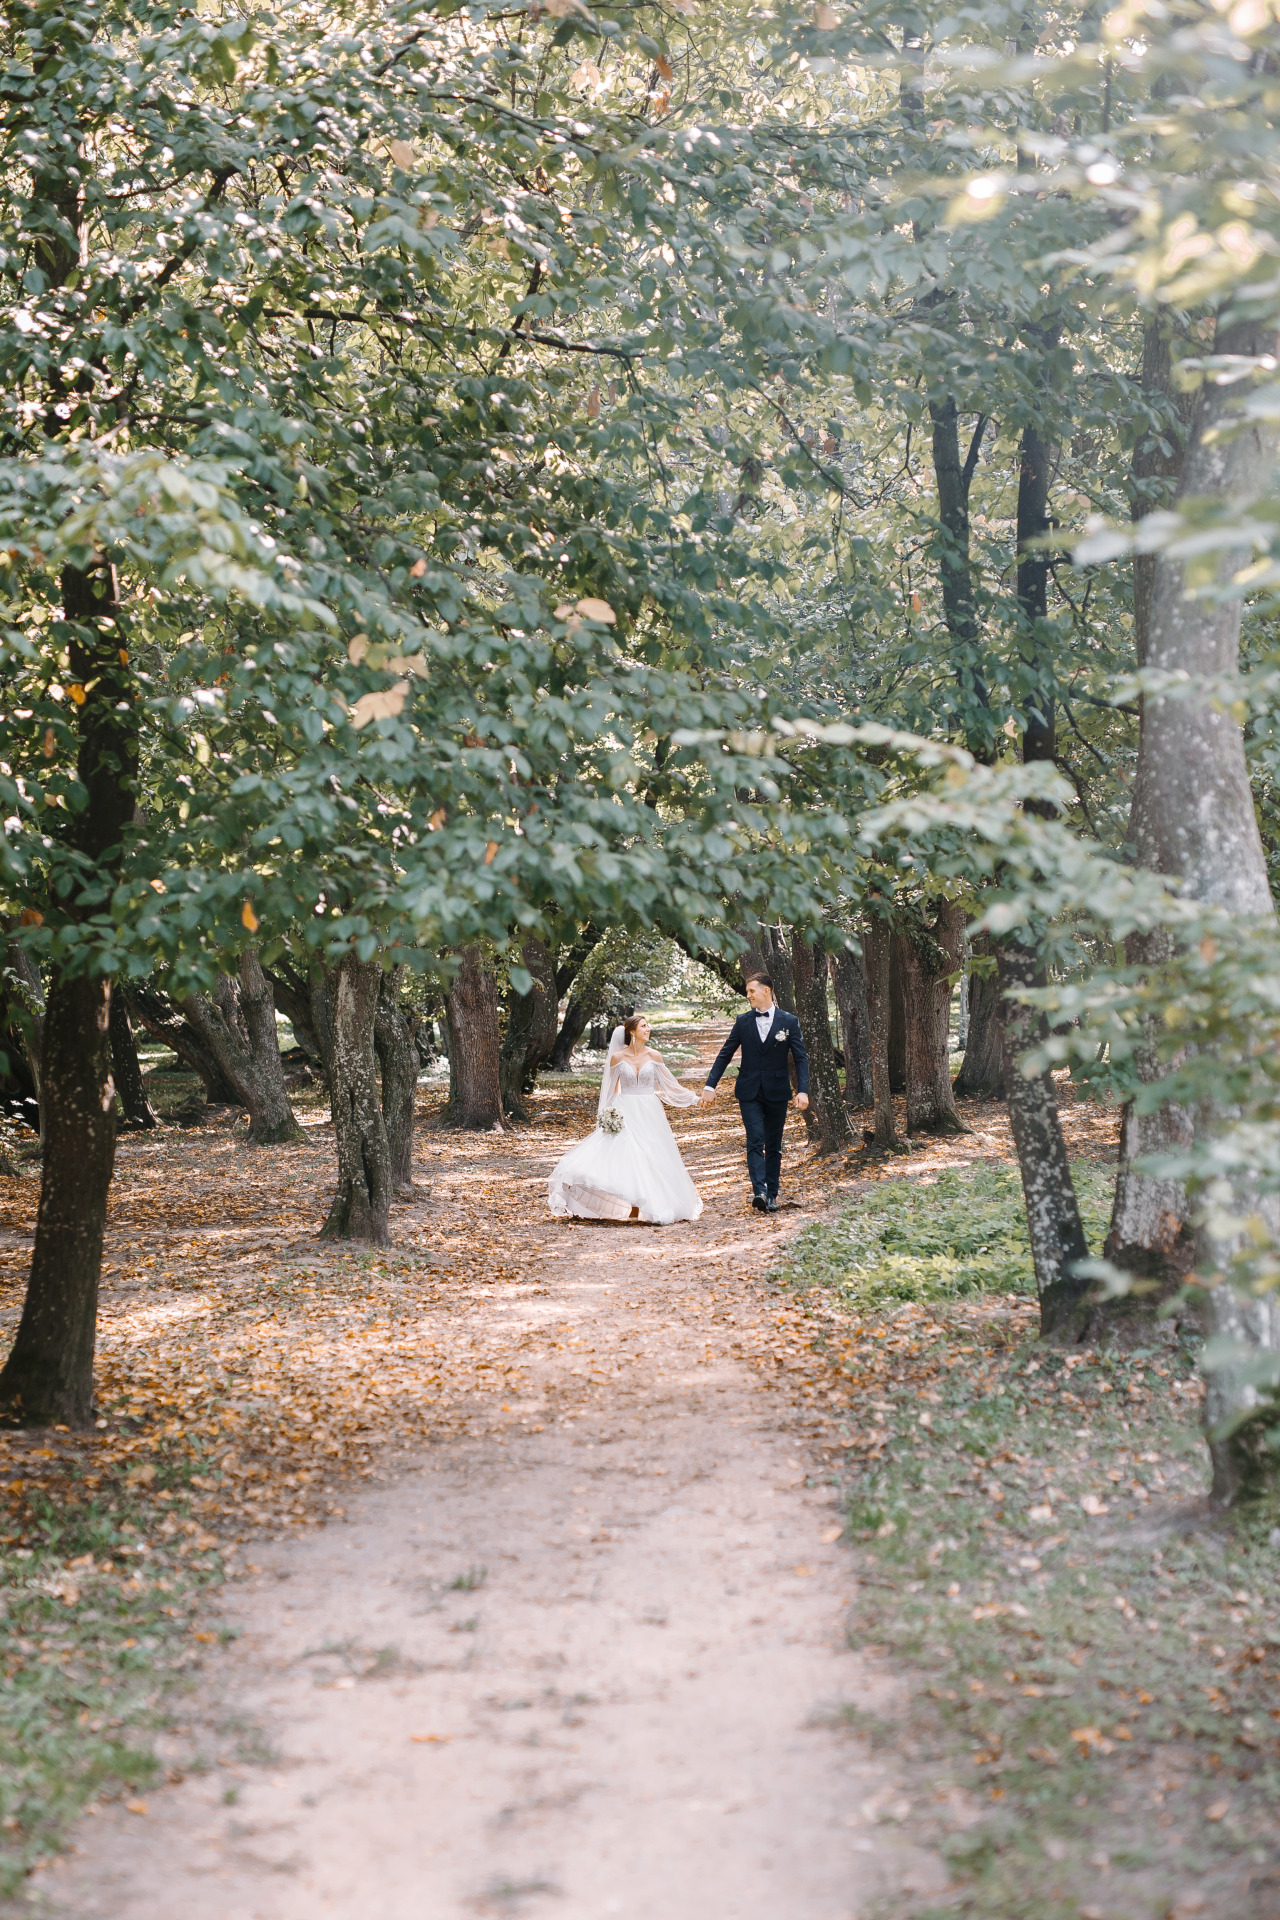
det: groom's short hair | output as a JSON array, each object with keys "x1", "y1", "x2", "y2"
[{"x1": 744, "y1": 971, "x2": 773, "y2": 990}]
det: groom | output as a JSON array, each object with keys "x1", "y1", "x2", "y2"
[{"x1": 700, "y1": 974, "x2": 809, "y2": 1213}]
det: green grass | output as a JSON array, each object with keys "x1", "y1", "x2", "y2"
[
  {"x1": 773, "y1": 1160, "x2": 1280, "y2": 1916},
  {"x1": 0, "y1": 1465, "x2": 229, "y2": 1894},
  {"x1": 781, "y1": 1161, "x2": 1116, "y2": 1310}
]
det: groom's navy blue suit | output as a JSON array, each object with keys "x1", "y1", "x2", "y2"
[{"x1": 705, "y1": 1008, "x2": 809, "y2": 1200}]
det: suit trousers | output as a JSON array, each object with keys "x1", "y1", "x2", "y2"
[{"x1": 739, "y1": 1094, "x2": 789, "y2": 1197}]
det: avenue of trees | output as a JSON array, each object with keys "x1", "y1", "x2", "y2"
[{"x1": 3, "y1": 0, "x2": 1280, "y2": 1505}]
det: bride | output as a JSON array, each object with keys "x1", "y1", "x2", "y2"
[{"x1": 547, "y1": 1013, "x2": 703, "y2": 1224}]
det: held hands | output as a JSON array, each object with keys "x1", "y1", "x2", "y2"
[
  {"x1": 794, "y1": 1093, "x2": 809, "y2": 1111},
  {"x1": 699, "y1": 1084, "x2": 717, "y2": 1104}
]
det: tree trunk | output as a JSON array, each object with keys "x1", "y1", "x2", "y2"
[
  {"x1": 4, "y1": 931, "x2": 46, "y2": 1137},
  {"x1": 500, "y1": 938, "x2": 558, "y2": 1120},
  {"x1": 861, "y1": 918, "x2": 902, "y2": 1152},
  {"x1": 179, "y1": 952, "x2": 300, "y2": 1144},
  {"x1": 109, "y1": 989, "x2": 158, "y2": 1131},
  {"x1": 899, "y1": 901, "x2": 967, "y2": 1135},
  {"x1": 320, "y1": 954, "x2": 392, "y2": 1245},
  {"x1": 264, "y1": 958, "x2": 329, "y2": 1081},
  {"x1": 549, "y1": 991, "x2": 593, "y2": 1072},
  {"x1": 929, "y1": 393, "x2": 994, "y2": 753},
  {"x1": 307, "y1": 957, "x2": 335, "y2": 1080},
  {"x1": 1129, "y1": 314, "x2": 1280, "y2": 1502},
  {"x1": 765, "y1": 924, "x2": 797, "y2": 1014},
  {"x1": 953, "y1": 928, "x2": 1006, "y2": 1099},
  {"x1": 830, "y1": 947, "x2": 872, "y2": 1109},
  {"x1": 374, "y1": 965, "x2": 418, "y2": 1191},
  {"x1": 1104, "y1": 316, "x2": 1203, "y2": 1288},
  {"x1": 790, "y1": 933, "x2": 854, "y2": 1152},
  {"x1": 997, "y1": 935, "x2": 1091, "y2": 1338},
  {"x1": 0, "y1": 556, "x2": 135, "y2": 1428},
  {"x1": 0, "y1": 973, "x2": 116, "y2": 1424},
  {"x1": 888, "y1": 940, "x2": 906, "y2": 1093},
  {"x1": 123, "y1": 980, "x2": 243, "y2": 1105},
  {"x1": 445, "y1": 946, "x2": 503, "y2": 1129}
]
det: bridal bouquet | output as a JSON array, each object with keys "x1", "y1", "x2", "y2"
[{"x1": 598, "y1": 1107, "x2": 625, "y2": 1136}]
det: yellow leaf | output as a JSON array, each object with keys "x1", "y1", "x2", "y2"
[
  {"x1": 126, "y1": 1800, "x2": 148, "y2": 1816},
  {"x1": 68, "y1": 682, "x2": 86, "y2": 705},
  {"x1": 348, "y1": 634, "x2": 369, "y2": 664},
  {"x1": 553, "y1": 603, "x2": 575, "y2": 620},
  {"x1": 655, "y1": 54, "x2": 673, "y2": 80},
  {"x1": 484, "y1": 840, "x2": 499, "y2": 865},
  {"x1": 575, "y1": 596, "x2": 616, "y2": 623},
  {"x1": 428, "y1": 807, "x2": 446, "y2": 830},
  {"x1": 350, "y1": 681, "x2": 410, "y2": 729},
  {"x1": 1079, "y1": 1493, "x2": 1108, "y2": 1516},
  {"x1": 1206, "y1": 1798, "x2": 1229, "y2": 1822},
  {"x1": 587, "y1": 384, "x2": 601, "y2": 418},
  {"x1": 19, "y1": 906, "x2": 42, "y2": 926},
  {"x1": 118, "y1": 648, "x2": 129, "y2": 666},
  {"x1": 820, "y1": 1524, "x2": 843, "y2": 1544},
  {"x1": 388, "y1": 139, "x2": 417, "y2": 169},
  {"x1": 410, "y1": 557, "x2": 427, "y2": 578},
  {"x1": 910, "y1": 590, "x2": 922, "y2": 612},
  {"x1": 42, "y1": 727, "x2": 55, "y2": 757},
  {"x1": 410, "y1": 1732, "x2": 453, "y2": 1743},
  {"x1": 241, "y1": 901, "x2": 259, "y2": 933}
]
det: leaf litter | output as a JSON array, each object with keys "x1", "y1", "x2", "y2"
[{"x1": 1, "y1": 1046, "x2": 1277, "y2": 1914}]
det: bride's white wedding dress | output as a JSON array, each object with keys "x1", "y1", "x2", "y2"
[{"x1": 548, "y1": 1048, "x2": 703, "y2": 1224}]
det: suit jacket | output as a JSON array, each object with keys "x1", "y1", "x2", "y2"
[{"x1": 705, "y1": 1007, "x2": 809, "y2": 1103}]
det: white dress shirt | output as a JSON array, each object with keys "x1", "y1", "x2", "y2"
[{"x1": 754, "y1": 1005, "x2": 776, "y2": 1043}]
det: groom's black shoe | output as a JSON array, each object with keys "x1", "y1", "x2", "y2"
[
  {"x1": 752, "y1": 1190, "x2": 768, "y2": 1213},
  {"x1": 766, "y1": 1195, "x2": 779, "y2": 1213}
]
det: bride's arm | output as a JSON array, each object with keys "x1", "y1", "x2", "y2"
[{"x1": 650, "y1": 1055, "x2": 699, "y2": 1107}]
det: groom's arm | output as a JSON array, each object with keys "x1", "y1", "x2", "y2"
[
  {"x1": 789, "y1": 1016, "x2": 810, "y2": 1097},
  {"x1": 704, "y1": 1018, "x2": 744, "y2": 1091}
]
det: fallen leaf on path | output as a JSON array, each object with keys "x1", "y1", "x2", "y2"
[
  {"x1": 820, "y1": 1524, "x2": 843, "y2": 1544},
  {"x1": 1205, "y1": 1798, "x2": 1229, "y2": 1822},
  {"x1": 410, "y1": 1733, "x2": 453, "y2": 1744}
]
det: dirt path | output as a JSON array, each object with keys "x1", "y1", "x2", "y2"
[{"x1": 33, "y1": 1053, "x2": 948, "y2": 1919}]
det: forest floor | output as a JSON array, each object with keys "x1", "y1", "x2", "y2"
[{"x1": 0, "y1": 1020, "x2": 1278, "y2": 1918}]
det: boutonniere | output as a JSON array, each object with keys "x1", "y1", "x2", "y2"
[{"x1": 775, "y1": 1029, "x2": 788, "y2": 1042}]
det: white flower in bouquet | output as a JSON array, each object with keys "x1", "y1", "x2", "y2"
[{"x1": 599, "y1": 1107, "x2": 625, "y2": 1136}]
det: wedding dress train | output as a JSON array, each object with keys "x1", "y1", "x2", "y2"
[{"x1": 547, "y1": 1050, "x2": 703, "y2": 1225}]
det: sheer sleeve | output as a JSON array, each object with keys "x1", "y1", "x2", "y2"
[
  {"x1": 651, "y1": 1058, "x2": 699, "y2": 1107},
  {"x1": 598, "y1": 1049, "x2": 627, "y2": 1111}
]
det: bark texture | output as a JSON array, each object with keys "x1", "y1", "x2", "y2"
[
  {"x1": 374, "y1": 966, "x2": 418, "y2": 1191},
  {"x1": 953, "y1": 928, "x2": 1006, "y2": 1099},
  {"x1": 830, "y1": 947, "x2": 872, "y2": 1110},
  {"x1": 109, "y1": 990, "x2": 158, "y2": 1131},
  {"x1": 898, "y1": 901, "x2": 967, "y2": 1135},
  {"x1": 123, "y1": 981, "x2": 243, "y2": 1106},
  {"x1": 445, "y1": 947, "x2": 503, "y2": 1129},
  {"x1": 1104, "y1": 317, "x2": 1224, "y2": 1294},
  {"x1": 265, "y1": 958, "x2": 330, "y2": 1081},
  {"x1": 320, "y1": 954, "x2": 392, "y2": 1246},
  {"x1": 790, "y1": 934, "x2": 853, "y2": 1152},
  {"x1": 1129, "y1": 315, "x2": 1280, "y2": 1502},
  {"x1": 861, "y1": 918, "x2": 902, "y2": 1152},
  {"x1": 499, "y1": 938, "x2": 558, "y2": 1119},
  {"x1": 997, "y1": 936, "x2": 1091, "y2": 1338},
  {"x1": 179, "y1": 952, "x2": 300, "y2": 1144},
  {"x1": 0, "y1": 557, "x2": 135, "y2": 1426}
]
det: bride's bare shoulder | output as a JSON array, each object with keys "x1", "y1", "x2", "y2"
[{"x1": 643, "y1": 1046, "x2": 664, "y2": 1060}]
